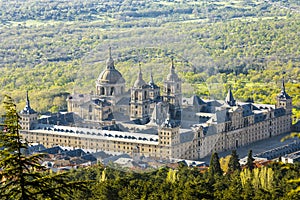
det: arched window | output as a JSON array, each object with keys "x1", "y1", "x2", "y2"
[
  {"x1": 100, "y1": 87, "x2": 105, "y2": 95},
  {"x1": 135, "y1": 91, "x2": 138, "y2": 100},
  {"x1": 110, "y1": 87, "x2": 114, "y2": 95},
  {"x1": 89, "y1": 105, "x2": 92, "y2": 112},
  {"x1": 167, "y1": 85, "x2": 171, "y2": 94},
  {"x1": 144, "y1": 91, "x2": 147, "y2": 99}
]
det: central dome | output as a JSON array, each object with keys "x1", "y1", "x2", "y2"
[
  {"x1": 98, "y1": 69, "x2": 125, "y2": 84},
  {"x1": 97, "y1": 47, "x2": 125, "y2": 85}
]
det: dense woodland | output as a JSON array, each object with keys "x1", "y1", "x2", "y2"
[
  {"x1": 67, "y1": 161, "x2": 300, "y2": 200},
  {"x1": 0, "y1": 0, "x2": 299, "y2": 120}
]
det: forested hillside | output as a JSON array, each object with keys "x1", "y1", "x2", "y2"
[
  {"x1": 0, "y1": 0, "x2": 299, "y2": 118},
  {"x1": 66, "y1": 161, "x2": 300, "y2": 199}
]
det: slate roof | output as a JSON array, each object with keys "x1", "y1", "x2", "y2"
[
  {"x1": 254, "y1": 112, "x2": 267, "y2": 123},
  {"x1": 240, "y1": 103, "x2": 253, "y2": 117},
  {"x1": 116, "y1": 97, "x2": 130, "y2": 106},
  {"x1": 203, "y1": 125, "x2": 217, "y2": 136},
  {"x1": 26, "y1": 144, "x2": 46, "y2": 154},
  {"x1": 38, "y1": 112, "x2": 76, "y2": 126},
  {"x1": 65, "y1": 149, "x2": 86, "y2": 157},
  {"x1": 191, "y1": 95, "x2": 206, "y2": 106},
  {"x1": 183, "y1": 95, "x2": 206, "y2": 106},
  {"x1": 213, "y1": 109, "x2": 229, "y2": 123},
  {"x1": 274, "y1": 107, "x2": 286, "y2": 117},
  {"x1": 179, "y1": 131, "x2": 194, "y2": 143},
  {"x1": 91, "y1": 151, "x2": 112, "y2": 161},
  {"x1": 39, "y1": 146, "x2": 64, "y2": 154},
  {"x1": 255, "y1": 141, "x2": 300, "y2": 160},
  {"x1": 30, "y1": 125, "x2": 160, "y2": 145},
  {"x1": 81, "y1": 154, "x2": 97, "y2": 162}
]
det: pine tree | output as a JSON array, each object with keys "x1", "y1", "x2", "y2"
[
  {"x1": 0, "y1": 95, "x2": 85, "y2": 200},
  {"x1": 228, "y1": 150, "x2": 241, "y2": 172},
  {"x1": 246, "y1": 150, "x2": 255, "y2": 171},
  {"x1": 209, "y1": 152, "x2": 223, "y2": 177}
]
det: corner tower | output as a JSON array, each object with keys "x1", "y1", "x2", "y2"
[
  {"x1": 19, "y1": 91, "x2": 38, "y2": 130},
  {"x1": 158, "y1": 115, "x2": 180, "y2": 159},
  {"x1": 276, "y1": 78, "x2": 292, "y2": 114},
  {"x1": 96, "y1": 47, "x2": 125, "y2": 98},
  {"x1": 163, "y1": 59, "x2": 182, "y2": 120}
]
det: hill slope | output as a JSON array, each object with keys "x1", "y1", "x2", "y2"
[{"x1": 0, "y1": 0, "x2": 299, "y2": 116}]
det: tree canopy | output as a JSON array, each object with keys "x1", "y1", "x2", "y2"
[
  {"x1": 0, "y1": 95, "x2": 86, "y2": 200},
  {"x1": 228, "y1": 150, "x2": 241, "y2": 172},
  {"x1": 246, "y1": 149, "x2": 255, "y2": 171},
  {"x1": 209, "y1": 152, "x2": 223, "y2": 177}
]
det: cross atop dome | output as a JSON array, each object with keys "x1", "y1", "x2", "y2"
[{"x1": 106, "y1": 46, "x2": 115, "y2": 69}]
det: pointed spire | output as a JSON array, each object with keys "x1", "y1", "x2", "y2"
[
  {"x1": 169, "y1": 57, "x2": 176, "y2": 75},
  {"x1": 149, "y1": 68, "x2": 154, "y2": 84},
  {"x1": 278, "y1": 77, "x2": 291, "y2": 99},
  {"x1": 26, "y1": 90, "x2": 30, "y2": 109},
  {"x1": 149, "y1": 68, "x2": 159, "y2": 89},
  {"x1": 166, "y1": 57, "x2": 179, "y2": 81},
  {"x1": 170, "y1": 57, "x2": 175, "y2": 71},
  {"x1": 281, "y1": 77, "x2": 286, "y2": 93},
  {"x1": 133, "y1": 63, "x2": 146, "y2": 88},
  {"x1": 108, "y1": 46, "x2": 112, "y2": 58},
  {"x1": 138, "y1": 62, "x2": 143, "y2": 79},
  {"x1": 20, "y1": 91, "x2": 36, "y2": 114},
  {"x1": 225, "y1": 87, "x2": 236, "y2": 106},
  {"x1": 106, "y1": 46, "x2": 115, "y2": 69}
]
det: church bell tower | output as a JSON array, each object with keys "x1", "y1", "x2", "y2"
[
  {"x1": 19, "y1": 91, "x2": 38, "y2": 130},
  {"x1": 276, "y1": 78, "x2": 292, "y2": 115},
  {"x1": 130, "y1": 65, "x2": 150, "y2": 124},
  {"x1": 163, "y1": 59, "x2": 182, "y2": 120}
]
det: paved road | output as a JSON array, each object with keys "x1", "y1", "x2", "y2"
[{"x1": 201, "y1": 132, "x2": 299, "y2": 163}]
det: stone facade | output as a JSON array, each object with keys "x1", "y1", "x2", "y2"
[{"x1": 19, "y1": 48, "x2": 293, "y2": 160}]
